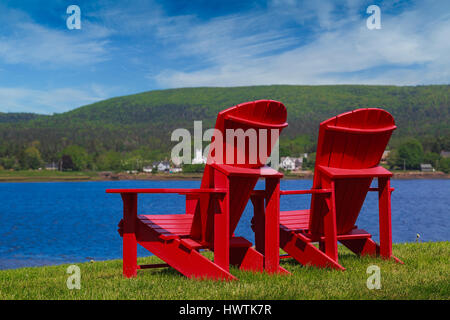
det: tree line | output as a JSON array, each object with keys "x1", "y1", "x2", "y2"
[{"x1": 0, "y1": 85, "x2": 448, "y2": 172}]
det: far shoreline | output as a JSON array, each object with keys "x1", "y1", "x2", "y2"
[{"x1": 0, "y1": 170, "x2": 449, "y2": 182}]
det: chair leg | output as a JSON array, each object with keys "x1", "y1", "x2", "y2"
[
  {"x1": 213, "y1": 170, "x2": 230, "y2": 273},
  {"x1": 230, "y1": 245, "x2": 290, "y2": 274},
  {"x1": 378, "y1": 177, "x2": 393, "y2": 259},
  {"x1": 280, "y1": 178, "x2": 342, "y2": 270},
  {"x1": 230, "y1": 246, "x2": 263, "y2": 272},
  {"x1": 340, "y1": 237, "x2": 403, "y2": 264},
  {"x1": 280, "y1": 229, "x2": 345, "y2": 270},
  {"x1": 340, "y1": 238, "x2": 379, "y2": 256},
  {"x1": 121, "y1": 193, "x2": 138, "y2": 278},
  {"x1": 264, "y1": 178, "x2": 281, "y2": 273},
  {"x1": 323, "y1": 179, "x2": 338, "y2": 263}
]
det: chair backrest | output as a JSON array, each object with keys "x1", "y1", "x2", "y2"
[
  {"x1": 309, "y1": 108, "x2": 396, "y2": 236},
  {"x1": 210, "y1": 100, "x2": 288, "y2": 168},
  {"x1": 190, "y1": 100, "x2": 288, "y2": 243}
]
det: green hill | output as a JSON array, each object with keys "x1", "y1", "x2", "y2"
[
  {"x1": 0, "y1": 112, "x2": 44, "y2": 123},
  {"x1": 0, "y1": 85, "x2": 449, "y2": 169}
]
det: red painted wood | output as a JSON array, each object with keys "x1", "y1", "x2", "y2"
[
  {"x1": 180, "y1": 238, "x2": 207, "y2": 250},
  {"x1": 310, "y1": 108, "x2": 396, "y2": 236},
  {"x1": 209, "y1": 100, "x2": 288, "y2": 168},
  {"x1": 211, "y1": 163, "x2": 283, "y2": 177},
  {"x1": 230, "y1": 246, "x2": 264, "y2": 272},
  {"x1": 264, "y1": 178, "x2": 281, "y2": 273},
  {"x1": 135, "y1": 219, "x2": 236, "y2": 280},
  {"x1": 106, "y1": 188, "x2": 227, "y2": 194},
  {"x1": 318, "y1": 165, "x2": 392, "y2": 178},
  {"x1": 279, "y1": 108, "x2": 402, "y2": 270},
  {"x1": 323, "y1": 179, "x2": 338, "y2": 262},
  {"x1": 326, "y1": 125, "x2": 396, "y2": 134},
  {"x1": 185, "y1": 194, "x2": 197, "y2": 215},
  {"x1": 280, "y1": 227, "x2": 345, "y2": 270},
  {"x1": 213, "y1": 169, "x2": 230, "y2": 272},
  {"x1": 121, "y1": 193, "x2": 138, "y2": 278},
  {"x1": 378, "y1": 177, "x2": 393, "y2": 258},
  {"x1": 108, "y1": 100, "x2": 289, "y2": 280}
]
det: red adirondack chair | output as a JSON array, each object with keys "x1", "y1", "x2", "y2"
[
  {"x1": 107, "y1": 100, "x2": 288, "y2": 280},
  {"x1": 278, "y1": 108, "x2": 403, "y2": 270}
]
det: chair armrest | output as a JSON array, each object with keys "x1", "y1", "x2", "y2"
[
  {"x1": 251, "y1": 188, "x2": 332, "y2": 197},
  {"x1": 106, "y1": 188, "x2": 227, "y2": 196},
  {"x1": 317, "y1": 165, "x2": 392, "y2": 179},
  {"x1": 210, "y1": 164, "x2": 283, "y2": 178}
]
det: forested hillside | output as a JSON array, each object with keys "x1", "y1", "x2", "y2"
[{"x1": 0, "y1": 85, "x2": 449, "y2": 171}]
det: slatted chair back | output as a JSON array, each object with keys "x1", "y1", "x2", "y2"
[
  {"x1": 309, "y1": 108, "x2": 396, "y2": 235},
  {"x1": 190, "y1": 100, "x2": 288, "y2": 243}
]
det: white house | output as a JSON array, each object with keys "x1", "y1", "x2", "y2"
[
  {"x1": 158, "y1": 161, "x2": 170, "y2": 172},
  {"x1": 44, "y1": 162, "x2": 58, "y2": 171},
  {"x1": 280, "y1": 157, "x2": 304, "y2": 171},
  {"x1": 280, "y1": 157, "x2": 296, "y2": 170},
  {"x1": 420, "y1": 164, "x2": 434, "y2": 172},
  {"x1": 152, "y1": 161, "x2": 170, "y2": 172}
]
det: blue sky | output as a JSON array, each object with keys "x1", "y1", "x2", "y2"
[{"x1": 0, "y1": 0, "x2": 448, "y2": 114}]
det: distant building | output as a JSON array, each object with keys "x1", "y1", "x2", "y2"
[
  {"x1": 157, "y1": 161, "x2": 171, "y2": 172},
  {"x1": 420, "y1": 164, "x2": 434, "y2": 172},
  {"x1": 44, "y1": 162, "x2": 58, "y2": 171},
  {"x1": 142, "y1": 166, "x2": 153, "y2": 173},
  {"x1": 280, "y1": 157, "x2": 295, "y2": 171},
  {"x1": 170, "y1": 167, "x2": 183, "y2": 173},
  {"x1": 151, "y1": 161, "x2": 170, "y2": 172},
  {"x1": 280, "y1": 157, "x2": 303, "y2": 171},
  {"x1": 440, "y1": 151, "x2": 450, "y2": 158},
  {"x1": 294, "y1": 158, "x2": 303, "y2": 170}
]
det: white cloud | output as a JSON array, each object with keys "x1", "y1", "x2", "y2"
[
  {"x1": 0, "y1": 85, "x2": 110, "y2": 114},
  {"x1": 1, "y1": 0, "x2": 448, "y2": 115},
  {"x1": 0, "y1": 6, "x2": 111, "y2": 67},
  {"x1": 152, "y1": 0, "x2": 450, "y2": 87}
]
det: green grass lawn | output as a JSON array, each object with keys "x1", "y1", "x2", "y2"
[{"x1": 0, "y1": 242, "x2": 448, "y2": 300}]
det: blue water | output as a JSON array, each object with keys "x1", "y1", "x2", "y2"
[{"x1": 0, "y1": 179, "x2": 448, "y2": 269}]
